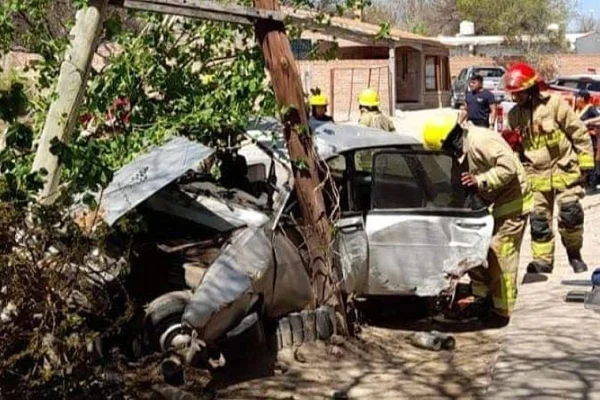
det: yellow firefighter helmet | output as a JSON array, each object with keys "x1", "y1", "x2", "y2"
[
  {"x1": 358, "y1": 88, "x2": 380, "y2": 107},
  {"x1": 422, "y1": 114, "x2": 459, "y2": 151},
  {"x1": 310, "y1": 93, "x2": 329, "y2": 106}
]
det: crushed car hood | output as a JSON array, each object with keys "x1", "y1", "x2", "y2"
[{"x1": 100, "y1": 136, "x2": 214, "y2": 226}]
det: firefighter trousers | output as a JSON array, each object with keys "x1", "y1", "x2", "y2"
[
  {"x1": 529, "y1": 185, "x2": 585, "y2": 266},
  {"x1": 469, "y1": 215, "x2": 527, "y2": 317}
]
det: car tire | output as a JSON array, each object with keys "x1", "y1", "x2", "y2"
[
  {"x1": 275, "y1": 306, "x2": 336, "y2": 349},
  {"x1": 144, "y1": 290, "x2": 192, "y2": 352}
]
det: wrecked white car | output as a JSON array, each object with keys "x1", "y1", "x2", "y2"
[
  {"x1": 248, "y1": 119, "x2": 494, "y2": 297},
  {"x1": 94, "y1": 120, "x2": 493, "y2": 353}
]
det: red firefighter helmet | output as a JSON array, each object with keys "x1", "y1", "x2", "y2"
[{"x1": 504, "y1": 62, "x2": 545, "y2": 93}]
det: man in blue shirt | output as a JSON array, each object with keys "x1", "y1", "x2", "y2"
[{"x1": 459, "y1": 74, "x2": 497, "y2": 129}]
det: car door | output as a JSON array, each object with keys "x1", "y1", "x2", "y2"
[
  {"x1": 328, "y1": 153, "x2": 369, "y2": 295},
  {"x1": 364, "y1": 149, "x2": 494, "y2": 297}
]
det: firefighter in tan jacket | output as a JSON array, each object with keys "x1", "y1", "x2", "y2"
[
  {"x1": 423, "y1": 114, "x2": 532, "y2": 324},
  {"x1": 504, "y1": 62, "x2": 594, "y2": 274},
  {"x1": 357, "y1": 89, "x2": 396, "y2": 132}
]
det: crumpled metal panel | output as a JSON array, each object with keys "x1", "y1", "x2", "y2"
[
  {"x1": 182, "y1": 226, "x2": 312, "y2": 340},
  {"x1": 182, "y1": 226, "x2": 274, "y2": 341},
  {"x1": 334, "y1": 216, "x2": 369, "y2": 294},
  {"x1": 365, "y1": 213, "x2": 494, "y2": 296},
  {"x1": 100, "y1": 137, "x2": 214, "y2": 226},
  {"x1": 145, "y1": 189, "x2": 269, "y2": 233},
  {"x1": 261, "y1": 231, "x2": 313, "y2": 318}
]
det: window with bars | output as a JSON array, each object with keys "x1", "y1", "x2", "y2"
[
  {"x1": 425, "y1": 56, "x2": 451, "y2": 92},
  {"x1": 425, "y1": 56, "x2": 437, "y2": 91},
  {"x1": 290, "y1": 39, "x2": 312, "y2": 60}
]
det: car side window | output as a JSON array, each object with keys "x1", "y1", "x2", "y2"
[
  {"x1": 327, "y1": 155, "x2": 346, "y2": 178},
  {"x1": 371, "y1": 152, "x2": 469, "y2": 210},
  {"x1": 354, "y1": 149, "x2": 376, "y2": 173},
  {"x1": 371, "y1": 153, "x2": 423, "y2": 209},
  {"x1": 458, "y1": 68, "x2": 467, "y2": 81}
]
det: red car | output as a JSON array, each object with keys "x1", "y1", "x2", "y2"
[{"x1": 547, "y1": 75, "x2": 600, "y2": 107}]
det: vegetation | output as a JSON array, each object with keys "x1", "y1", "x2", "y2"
[
  {"x1": 0, "y1": 0, "x2": 367, "y2": 397},
  {"x1": 366, "y1": 0, "x2": 570, "y2": 38}
]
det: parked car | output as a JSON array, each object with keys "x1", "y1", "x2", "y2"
[
  {"x1": 495, "y1": 74, "x2": 600, "y2": 132},
  {"x1": 451, "y1": 66, "x2": 505, "y2": 108},
  {"x1": 547, "y1": 74, "x2": 600, "y2": 106},
  {"x1": 549, "y1": 74, "x2": 600, "y2": 93},
  {"x1": 87, "y1": 120, "x2": 494, "y2": 356}
]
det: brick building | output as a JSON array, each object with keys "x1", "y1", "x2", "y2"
[{"x1": 284, "y1": 9, "x2": 451, "y2": 122}]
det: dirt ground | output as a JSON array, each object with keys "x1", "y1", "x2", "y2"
[{"x1": 216, "y1": 309, "x2": 503, "y2": 400}]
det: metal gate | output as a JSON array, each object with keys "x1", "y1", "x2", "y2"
[{"x1": 330, "y1": 66, "x2": 391, "y2": 123}]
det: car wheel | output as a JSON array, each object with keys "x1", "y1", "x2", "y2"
[
  {"x1": 144, "y1": 290, "x2": 192, "y2": 352},
  {"x1": 275, "y1": 306, "x2": 336, "y2": 349}
]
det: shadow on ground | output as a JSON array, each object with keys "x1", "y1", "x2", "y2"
[{"x1": 215, "y1": 296, "x2": 502, "y2": 399}]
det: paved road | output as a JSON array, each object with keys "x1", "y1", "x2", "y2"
[
  {"x1": 486, "y1": 194, "x2": 600, "y2": 399},
  {"x1": 347, "y1": 107, "x2": 600, "y2": 399}
]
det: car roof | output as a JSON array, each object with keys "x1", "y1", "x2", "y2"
[
  {"x1": 246, "y1": 117, "x2": 421, "y2": 160},
  {"x1": 554, "y1": 74, "x2": 600, "y2": 81},
  {"x1": 472, "y1": 66, "x2": 505, "y2": 70}
]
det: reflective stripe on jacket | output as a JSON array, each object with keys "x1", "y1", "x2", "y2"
[
  {"x1": 507, "y1": 93, "x2": 594, "y2": 192},
  {"x1": 464, "y1": 126, "x2": 533, "y2": 219}
]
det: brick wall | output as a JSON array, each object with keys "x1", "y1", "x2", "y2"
[
  {"x1": 297, "y1": 59, "x2": 391, "y2": 122},
  {"x1": 450, "y1": 54, "x2": 600, "y2": 78}
]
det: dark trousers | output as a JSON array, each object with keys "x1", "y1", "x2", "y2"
[{"x1": 470, "y1": 118, "x2": 490, "y2": 128}]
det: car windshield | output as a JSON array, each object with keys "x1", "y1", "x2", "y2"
[
  {"x1": 587, "y1": 81, "x2": 600, "y2": 92},
  {"x1": 556, "y1": 80, "x2": 582, "y2": 89},
  {"x1": 554, "y1": 78, "x2": 600, "y2": 92},
  {"x1": 496, "y1": 76, "x2": 505, "y2": 90},
  {"x1": 474, "y1": 68, "x2": 504, "y2": 78}
]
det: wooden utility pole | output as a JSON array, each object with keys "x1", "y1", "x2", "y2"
[
  {"x1": 31, "y1": 0, "x2": 108, "y2": 203},
  {"x1": 253, "y1": 0, "x2": 338, "y2": 312}
]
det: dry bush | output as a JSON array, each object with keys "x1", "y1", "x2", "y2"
[{"x1": 0, "y1": 201, "x2": 134, "y2": 399}]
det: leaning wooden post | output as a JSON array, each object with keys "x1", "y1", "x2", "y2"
[
  {"x1": 31, "y1": 0, "x2": 108, "y2": 203},
  {"x1": 253, "y1": 0, "x2": 345, "y2": 329}
]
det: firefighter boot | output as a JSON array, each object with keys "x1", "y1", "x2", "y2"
[
  {"x1": 567, "y1": 249, "x2": 588, "y2": 274},
  {"x1": 526, "y1": 260, "x2": 553, "y2": 274}
]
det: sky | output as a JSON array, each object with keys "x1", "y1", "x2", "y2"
[{"x1": 570, "y1": 0, "x2": 597, "y2": 31}]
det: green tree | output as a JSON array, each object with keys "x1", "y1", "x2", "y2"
[
  {"x1": 0, "y1": 2, "x2": 277, "y2": 199},
  {"x1": 456, "y1": 0, "x2": 569, "y2": 37}
]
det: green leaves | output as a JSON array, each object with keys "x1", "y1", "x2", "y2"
[
  {"x1": 456, "y1": 0, "x2": 569, "y2": 37},
  {"x1": 5, "y1": 122, "x2": 33, "y2": 150},
  {"x1": 375, "y1": 22, "x2": 391, "y2": 40},
  {"x1": 292, "y1": 157, "x2": 309, "y2": 171}
]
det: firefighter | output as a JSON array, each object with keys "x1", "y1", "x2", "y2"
[
  {"x1": 423, "y1": 114, "x2": 532, "y2": 324},
  {"x1": 504, "y1": 62, "x2": 594, "y2": 274},
  {"x1": 309, "y1": 93, "x2": 334, "y2": 124},
  {"x1": 357, "y1": 88, "x2": 395, "y2": 132}
]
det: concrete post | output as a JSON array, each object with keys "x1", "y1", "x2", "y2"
[
  {"x1": 31, "y1": 0, "x2": 108, "y2": 203},
  {"x1": 388, "y1": 42, "x2": 397, "y2": 116}
]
